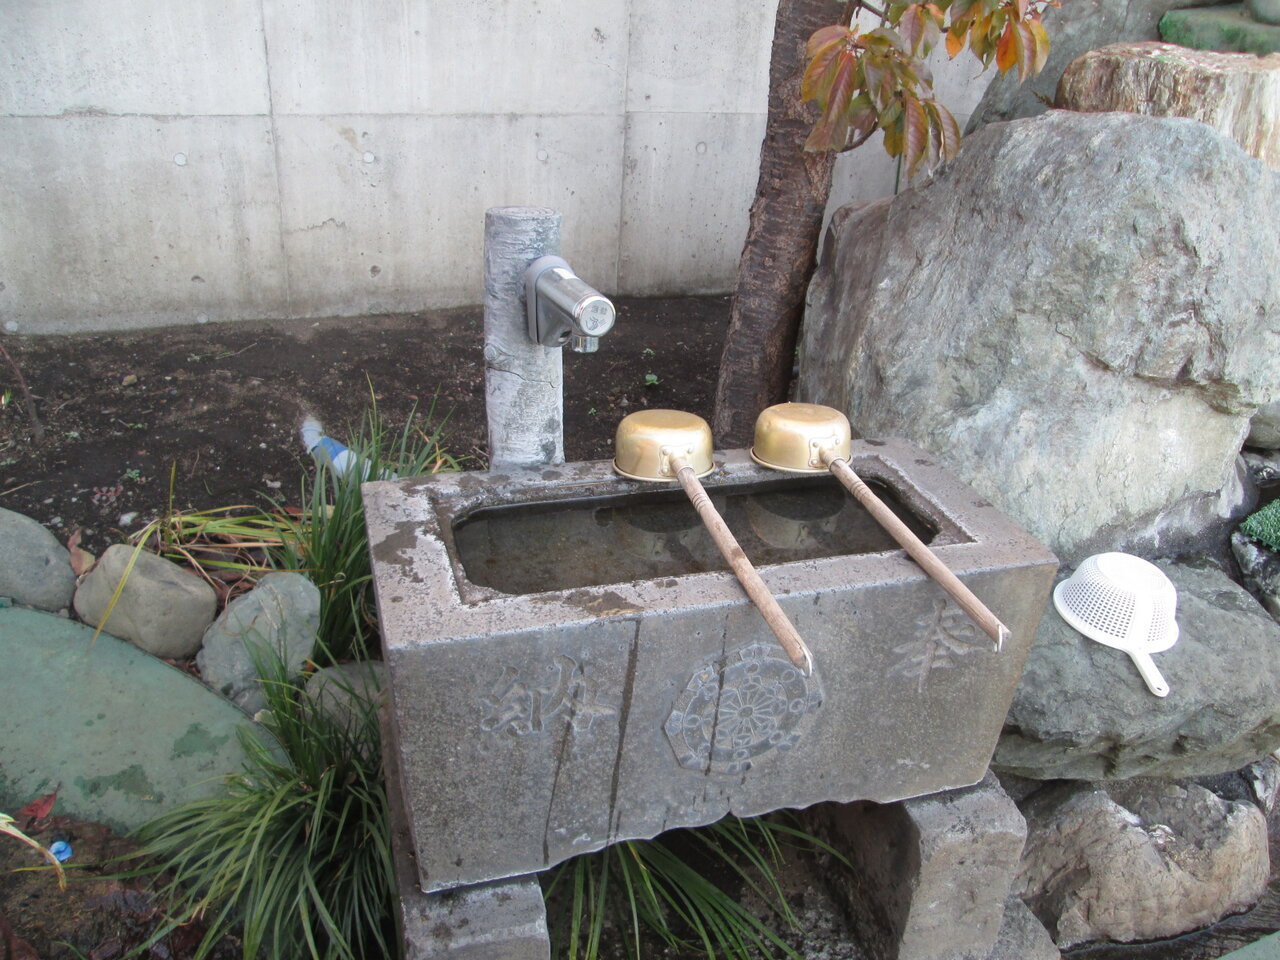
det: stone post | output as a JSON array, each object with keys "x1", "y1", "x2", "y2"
[
  {"x1": 483, "y1": 207, "x2": 563, "y2": 469},
  {"x1": 382, "y1": 706, "x2": 551, "y2": 959},
  {"x1": 804, "y1": 772, "x2": 1029, "y2": 960}
]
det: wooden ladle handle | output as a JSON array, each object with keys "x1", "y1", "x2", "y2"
[
  {"x1": 824, "y1": 454, "x2": 1011, "y2": 651},
  {"x1": 672, "y1": 457, "x2": 814, "y2": 675}
]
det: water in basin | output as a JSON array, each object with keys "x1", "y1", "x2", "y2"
[{"x1": 453, "y1": 474, "x2": 935, "y2": 594}]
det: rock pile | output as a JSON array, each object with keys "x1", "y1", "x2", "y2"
[
  {"x1": 0, "y1": 505, "x2": 325, "y2": 719},
  {"x1": 799, "y1": 106, "x2": 1280, "y2": 951}
]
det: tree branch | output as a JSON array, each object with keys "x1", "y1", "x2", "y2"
[{"x1": 0, "y1": 341, "x2": 44, "y2": 442}]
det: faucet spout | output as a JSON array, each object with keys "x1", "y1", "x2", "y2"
[{"x1": 524, "y1": 255, "x2": 616, "y2": 351}]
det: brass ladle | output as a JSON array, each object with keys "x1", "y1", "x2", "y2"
[
  {"x1": 751, "y1": 402, "x2": 1011, "y2": 651},
  {"x1": 614, "y1": 409, "x2": 814, "y2": 675}
]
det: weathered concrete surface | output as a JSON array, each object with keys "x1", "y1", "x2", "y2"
[
  {"x1": 997, "y1": 560, "x2": 1280, "y2": 780},
  {"x1": 0, "y1": 507, "x2": 76, "y2": 611},
  {"x1": 73, "y1": 543, "x2": 217, "y2": 658},
  {"x1": 1058, "y1": 42, "x2": 1280, "y2": 170},
  {"x1": 0, "y1": 606, "x2": 259, "y2": 832},
  {"x1": 1015, "y1": 779, "x2": 1270, "y2": 947},
  {"x1": 799, "y1": 110, "x2": 1280, "y2": 566},
  {"x1": 0, "y1": 0, "x2": 999, "y2": 332},
  {"x1": 365, "y1": 446, "x2": 1056, "y2": 892},
  {"x1": 1161, "y1": 3, "x2": 1280, "y2": 53},
  {"x1": 802, "y1": 773, "x2": 1028, "y2": 960}
]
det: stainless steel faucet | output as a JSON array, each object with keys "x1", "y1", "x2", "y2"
[{"x1": 524, "y1": 255, "x2": 616, "y2": 353}]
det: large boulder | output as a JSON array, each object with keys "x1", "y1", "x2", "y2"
[
  {"x1": 1015, "y1": 779, "x2": 1269, "y2": 948},
  {"x1": 798, "y1": 110, "x2": 1280, "y2": 565},
  {"x1": 73, "y1": 544, "x2": 217, "y2": 658},
  {"x1": 196, "y1": 572, "x2": 320, "y2": 714},
  {"x1": 966, "y1": 0, "x2": 1231, "y2": 132},
  {"x1": 996, "y1": 560, "x2": 1280, "y2": 780},
  {"x1": 0, "y1": 507, "x2": 76, "y2": 612}
]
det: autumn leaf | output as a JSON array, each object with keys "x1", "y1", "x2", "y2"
[
  {"x1": 802, "y1": 36, "x2": 846, "y2": 102},
  {"x1": 925, "y1": 99, "x2": 962, "y2": 161},
  {"x1": 1014, "y1": 20, "x2": 1035, "y2": 79},
  {"x1": 899, "y1": 4, "x2": 925, "y2": 52},
  {"x1": 14, "y1": 787, "x2": 58, "y2": 829},
  {"x1": 807, "y1": 23, "x2": 852, "y2": 57},
  {"x1": 1030, "y1": 16, "x2": 1051, "y2": 72},
  {"x1": 903, "y1": 93, "x2": 930, "y2": 175},
  {"x1": 995, "y1": 21, "x2": 1017, "y2": 72},
  {"x1": 67, "y1": 528, "x2": 95, "y2": 577}
]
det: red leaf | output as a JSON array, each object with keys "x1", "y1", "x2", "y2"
[
  {"x1": 15, "y1": 787, "x2": 58, "y2": 828},
  {"x1": 823, "y1": 55, "x2": 858, "y2": 129},
  {"x1": 995, "y1": 21, "x2": 1018, "y2": 73}
]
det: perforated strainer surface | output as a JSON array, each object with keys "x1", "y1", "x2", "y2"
[{"x1": 1052, "y1": 553, "x2": 1179, "y2": 652}]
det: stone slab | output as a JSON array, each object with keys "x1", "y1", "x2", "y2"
[
  {"x1": 381, "y1": 703, "x2": 550, "y2": 959},
  {"x1": 1160, "y1": 5, "x2": 1280, "y2": 55},
  {"x1": 802, "y1": 772, "x2": 1028, "y2": 960},
  {"x1": 989, "y1": 897, "x2": 1061, "y2": 960},
  {"x1": 0, "y1": 606, "x2": 259, "y2": 832},
  {"x1": 364, "y1": 445, "x2": 1057, "y2": 892}
]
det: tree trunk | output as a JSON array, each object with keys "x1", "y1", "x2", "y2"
[{"x1": 712, "y1": 0, "x2": 844, "y2": 447}]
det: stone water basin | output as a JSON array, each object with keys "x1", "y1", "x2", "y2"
[{"x1": 363, "y1": 441, "x2": 1057, "y2": 893}]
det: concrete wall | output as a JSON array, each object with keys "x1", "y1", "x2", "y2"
[{"x1": 0, "y1": 1, "x2": 992, "y2": 334}]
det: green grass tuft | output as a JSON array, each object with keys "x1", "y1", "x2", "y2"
[
  {"x1": 129, "y1": 647, "x2": 394, "y2": 960},
  {"x1": 544, "y1": 814, "x2": 847, "y2": 960},
  {"x1": 271, "y1": 392, "x2": 463, "y2": 662},
  {"x1": 1240, "y1": 499, "x2": 1280, "y2": 553}
]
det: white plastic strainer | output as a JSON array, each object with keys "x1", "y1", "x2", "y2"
[{"x1": 1052, "y1": 552, "x2": 1179, "y2": 698}]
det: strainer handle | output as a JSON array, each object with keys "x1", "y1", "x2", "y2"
[
  {"x1": 825, "y1": 454, "x2": 1011, "y2": 651},
  {"x1": 672, "y1": 458, "x2": 814, "y2": 676},
  {"x1": 1127, "y1": 650, "x2": 1170, "y2": 697}
]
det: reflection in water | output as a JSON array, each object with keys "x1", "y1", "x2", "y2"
[{"x1": 453, "y1": 475, "x2": 936, "y2": 596}]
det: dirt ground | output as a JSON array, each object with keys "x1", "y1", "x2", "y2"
[
  {"x1": 5, "y1": 298, "x2": 1280, "y2": 958},
  {"x1": 0, "y1": 296, "x2": 731, "y2": 556}
]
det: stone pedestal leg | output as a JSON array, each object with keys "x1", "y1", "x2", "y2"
[
  {"x1": 382, "y1": 706, "x2": 551, "y2": 959},
  {"x1": 803, "y1": 771, "x2": 1029, "y2": 960}
]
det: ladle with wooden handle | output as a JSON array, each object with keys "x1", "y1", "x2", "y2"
[
  {"x1": 614, "y1": 409, "x2": 814, "y2": 676},
  {"x1": 751, "y1": 402, "x2": 1011, "y2": 651}
]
